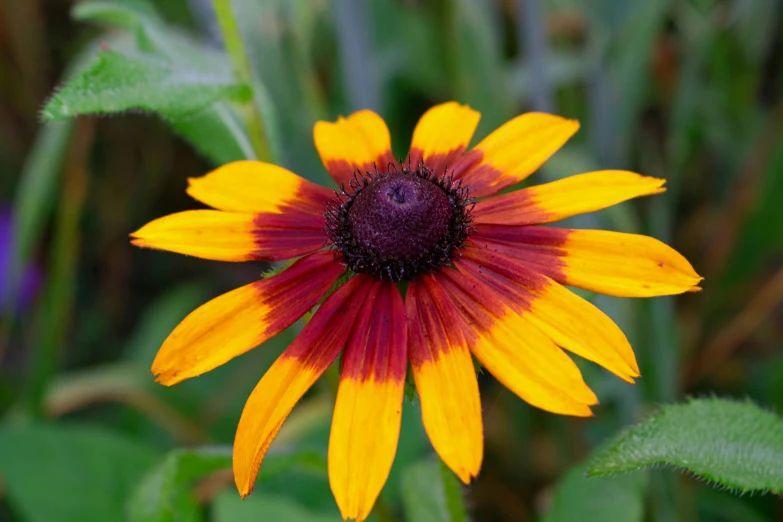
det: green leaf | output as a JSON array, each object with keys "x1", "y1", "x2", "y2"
[
  {"x1": 42, "y1": 51, "x2": 251, "y2": 121},
  {"x1": 213, "y1": 492, "x2": 341, "y2": 522},
  {"x1": 542, "y1": 462, "x2": 646, "y2": 522},
  {"x1": 0, "y1": 423, "x2": 158, "y2": 522},
  {"x1": 128, "y1": 447, "x2": 327, "y2": 522},
  {"x1": 588, "y1": 398, "x2": 783, "y2": 493},
  {"x1": 72, "y1": 0, "x2": 161, "y2": 34},
  {"x1": 166, "y1": 104, "x2": 255, "y2": 164},
  {"x1": 66, "y1": 1, "x2": 256, "y2": 163},
  {"x1": 73, "y1": 0, "x2": 226, "y2": 71},
  {"x1": 401, "y1": 460, "x2": 468, "y2": 522},
  {"x1": 257, "y1": 450, "x2": 328, "y2": 481},
  {"x1": 128, "y1": 447, "x2": 232, "y2": 522}
]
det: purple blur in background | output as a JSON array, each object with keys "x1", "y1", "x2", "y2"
[{"x1": 0, "y1": 206, "x2": 41, "y2": 310}]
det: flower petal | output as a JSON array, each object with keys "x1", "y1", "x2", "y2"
[
  {"x1": 329, "y1": 281, "x2": 407, "y2": 522},
  {"x1": 407, "y1": 102, "x2": 480, "y2": 177},
  {"x1": 131, "y1": 210, "x2": 262, "y2": 262},
  {"x1": 314, "y1": 110, "x2": 398, "y2": 187},
  {"x1": 462, "y1": 249, "x2": 639, "y2": 382},
  {"x1": 187, "y1": 160, "x2": 332, "y2": 215},
  {"x1": 131, "y1": 209, "x2": 327, "y2": 262},
  {"x1": 435, "y1": 266, "x2": 597, "y2": 416},
  {"x1": 471, "y1": 225, "x2": 703, "y2": 297},
  {"x1": 473, "y1": 170, "x2": 665, "y2": 225},
  {"x1": 451, "y1": 113, "x2": 579, "y2": 197},
  {"x1": 151, "y1": 251, "x2": 344, "y2": 385},
  {"x1": 234, "y1": 275, "x2": 374, "y2": 498},
  {"x1": 406, "y1": 276, "x2": 482, "y2": 483}
]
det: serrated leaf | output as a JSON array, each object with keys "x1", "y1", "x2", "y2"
[
  {"x1": 65, "y1": 1, "x2": 255, "y2": 163},
  {"x1": 401, "y1": 460, "x2": 468, "y2": 522},
  {"x1": 0, "y1": 424, "x2": 158, "y2": 522},
  {"x1": 42, "y1": 51, "x2": 251, "y2": 121},
  {"x1": 588, "y1": 398, "x2": 783, "y2": 493},
  {"x1": 542, "y1": 462, "x2": 646, "y2": 522}
]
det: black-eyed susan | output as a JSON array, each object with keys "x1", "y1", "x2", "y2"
[{"x1": 131, "y1": 102, "x2": 702, "y2": 521}]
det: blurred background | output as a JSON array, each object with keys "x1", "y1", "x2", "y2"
[{"x1": 0, "y1": 0, "x2": 781, "y2": 521}]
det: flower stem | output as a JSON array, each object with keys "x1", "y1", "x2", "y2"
[{"x1": 211, "y1": 0, "x2": 273, "y2": 162}]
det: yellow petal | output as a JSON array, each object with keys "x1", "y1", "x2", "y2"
[
  {"x1": 560, "y1": 229, "x2": 703, "y2": 297},
  {"x1": 314, "y1": 110, "x2": 397, "y2": 187},
  {"x1": 187, "y1": 160, "x2": 331, "y2": 215},
  {"x1": 408, "y1": 102, "x2": 480, "y2": 176},
  {"x1": 151, "y1": 251, "x2": 344, "y2": 385},
  {"x1": 453, "y1": 113, "x2": 579, "y2": 197},
  {"x1": 474, "y1": 170, "x2": 665, "y2": 226},
  {"x1": 330, "y1": 378, "x2": 404, "y2": 521},
  {"x1": 131, "y1": 210, "x2": 259, "y2": 262},
  {"x1": 234, "y1": 356, "x2": 321, "y2": 496},
  {"x1": 407, "y1": 277, "x2": 483, "y2": 482}
]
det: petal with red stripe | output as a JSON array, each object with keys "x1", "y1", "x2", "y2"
[
  {"x1": 329, "y1": 280, "x2": 407, "y2": 522},
  {"x1": 407, "y1": 102, "x2": 480, "y2": 177},
  {"x1": 314, "y1": 110, "x2": 398, "y2": 187},
  {"x1": 435, "y1": 267, "x2": 597, "y2": 416},
  {"x1": 233, "y1": 275, "x2": 374, "y2": 497},
  {"x1": 461, "y1": 249, "x2": 639, "y2": 382},
  {"x1": 407, "y1": 276, "x2": 483, "y2": 483},
  {"x1": 186, "y1": 160, "x2": 332, "y2": 215},
  {"x1": 473, "y1": 170, "x2": 665, "y2": 226},
  {"x1": 451, "y1": 113, "x2": 579, "y2": 197},
  {"x1": 471, "y1": 225, "x2": 702, "y2": 297},
  {"x1": 131, "y1": 209, "x2": 328, "y2": 262},
  {"x1": 151, "y1": 251, "x2": 344, "y2": 385}
]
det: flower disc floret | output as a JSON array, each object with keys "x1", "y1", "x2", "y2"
[{"x1": 325, "y1": 164, "x2": 473, "y2": 281}]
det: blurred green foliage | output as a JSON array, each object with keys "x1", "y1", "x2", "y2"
[{"x1": 1, "y1": 0, "x2": 782, "y2": 521}]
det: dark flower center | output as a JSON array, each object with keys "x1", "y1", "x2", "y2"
[{"x1": 325, "y1": 165, "x2": 473, "y2": 281}]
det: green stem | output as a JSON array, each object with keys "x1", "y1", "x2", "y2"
[{"x1": 212, "y1": 0, "x2": 272, "y2": 162}]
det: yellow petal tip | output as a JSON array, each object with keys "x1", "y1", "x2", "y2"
[
  {"x1": 152, "y1": 371, "x2": 178, "y2": 387},
  {"x1": 237, "y1": 481, "x2": 254, "y2": 499}
]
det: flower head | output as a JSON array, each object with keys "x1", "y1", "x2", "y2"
[{"x1": 131, "y1": 102, "x2": 702, "y2": 521}]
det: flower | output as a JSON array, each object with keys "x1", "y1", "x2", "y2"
[{"x1": 131, "y1": 102, "x2": 702, "y2": 521}]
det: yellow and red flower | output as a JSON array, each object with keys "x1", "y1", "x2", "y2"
[{"x1": 132, "y1": 102, "x2": 702, "y2": 521}]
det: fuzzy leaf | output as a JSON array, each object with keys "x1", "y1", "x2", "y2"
[
  {"x1": 588, "y1": 398, "x2": 783, "y2": 493},
  {"x1": 42, "y1": 51, "x2": 250, "y2": 121}
]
